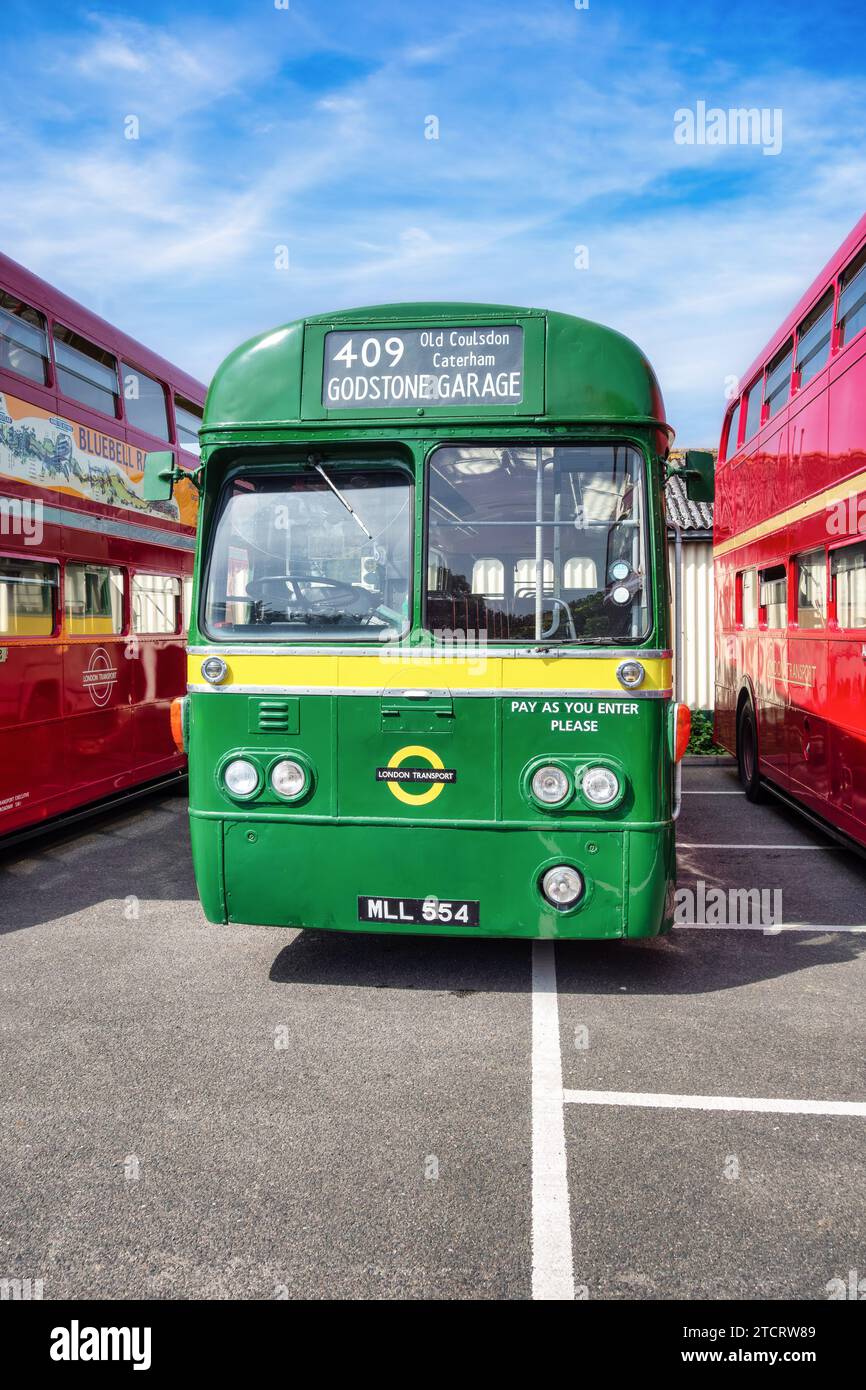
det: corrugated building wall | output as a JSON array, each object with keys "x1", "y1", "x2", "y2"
[{"x1": 665, "y1": 465, "x2": 715, "y2": 712}]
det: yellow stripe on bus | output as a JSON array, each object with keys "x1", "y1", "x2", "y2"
[
  {"x1": 713, "y1": 466, "x2": 866, "y2": 559},
  {"x1": 187, "y1": 652, "x2": 672, "y2": 694}
]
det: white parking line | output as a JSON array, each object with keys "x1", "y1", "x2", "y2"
[
  {"x1": 678, "y1": 843, "x2": 840, "y2": 850},
  {"x1": 674, "y1": 921, "x2": 866, "y2": 933},
  {"x1": 531, "y1": 941, "x2": 574, "y2": 1301},
  {"x1": 563, "y1": 1089, "x2": 866, "y2": 1117},
  {"x1": 681, "y1": 790, "x2": 742, "y2": 795}
]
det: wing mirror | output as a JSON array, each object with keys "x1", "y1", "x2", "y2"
[
  {"x1": 143, "y1": 451, "x2": 203, "y2": 501},
  {"x1": 668, "y1": 449, "x2": 714, "y2": 504},
  {"x1": 143, "y1": 451, "x2": 177, "y2": 501}
]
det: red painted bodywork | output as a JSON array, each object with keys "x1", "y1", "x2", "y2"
[
  {"x1": 715, "y1": 211, "x2": 866, "y2": 844},
  {"x1": 0, "y1": 253, "x2": 205, "y2": 837}
]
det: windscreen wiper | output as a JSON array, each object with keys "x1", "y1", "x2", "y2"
[{"x1": 309, "y1": 455, "x2": 373, "y2": 540}]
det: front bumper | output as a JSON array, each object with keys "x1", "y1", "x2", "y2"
[{"x1": 190, "y1": 814, "x2": 674, "y2": 940}]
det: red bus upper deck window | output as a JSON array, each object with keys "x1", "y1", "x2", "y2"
[
  {"x1": 796, "y1": 290, "x2": 833, "y2": 387},
  {"x1": 763, "y1": 340, "x2": 793, "y2": 419},
  {"x1": 837, "y1": 246, "x2": 866, "y2": 348},
  {"x1": 724, "y1": 399, "x2": 742, "y2": 459},
  {"x1": 54, "y1": 326, "x2": 119, "y2": 417},
  {"x1": 0, "y1": 557, "x2": 57, "y2": 636},
  {"x1": 174, "y1": 395, "x2": 203, "y2": 455},
  {"x1": 122, "y1": 363, "x2": 170, "y2": 441},
  {"x1": 744, "y1": 379, "x2": 763, "y2": 442},
  {"x1": 0, "y1": 291, "x2": 50, "y2": 386}
]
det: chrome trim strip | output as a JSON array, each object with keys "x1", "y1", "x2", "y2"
[
  {"x1": 187, "y1": 644, "x2": 673, "y2": 659},
  {"x1": 189, "y1": 807, "x2": 674, "y2": 832},
  {"x1": 33, "y1": 501, "x2": 196, "y2": 552},
  {"x1": 188, "y1": 683, "x2": 672, "y2": 699}
]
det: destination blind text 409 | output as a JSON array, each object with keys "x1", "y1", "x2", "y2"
[{"x1": 322, "y1": 326, "x2": 524, "y2": 408}]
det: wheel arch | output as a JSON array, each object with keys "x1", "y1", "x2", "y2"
[{"x1": 736, "y1": 677, "x2": 757, "y2": 725}]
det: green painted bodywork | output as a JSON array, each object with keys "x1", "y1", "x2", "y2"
[
  {"x1": 187, "y1": 302, "x2": 677, "y2": 939},
  {"x1": 203, "y1": 301, "x2": 668, "y2": 437}
]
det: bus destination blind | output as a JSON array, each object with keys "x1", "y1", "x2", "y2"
[{"x1": 322, "y1": 325, "x2": 524, "y2": 409}]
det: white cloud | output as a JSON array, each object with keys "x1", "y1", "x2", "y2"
[
  {"x1": 3, "y1": 4, "x2": 865, "y2": 443},
  {"x1": 316, "y1": 96, "x2": 365, "y2": 113}
]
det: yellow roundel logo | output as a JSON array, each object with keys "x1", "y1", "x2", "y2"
[{"x1": 378, "y1": 744, "x2": 453, "y2": 805}]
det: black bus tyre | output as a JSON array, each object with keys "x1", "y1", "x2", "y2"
[{"x1": 737, "y1": 702, "x2": 765, "y2": 803}]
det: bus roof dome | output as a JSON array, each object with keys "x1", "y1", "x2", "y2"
[{"x1": 203, "y1": 302, "x2": 668, "y2": 436}]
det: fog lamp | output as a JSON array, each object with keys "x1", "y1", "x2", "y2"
[{"x1": 541, "y1": 865, "x2": 584, "y2": 909}]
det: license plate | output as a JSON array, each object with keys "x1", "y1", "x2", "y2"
[{"x1": 358, "y1": 895, "x2": 480, "y2": 927}]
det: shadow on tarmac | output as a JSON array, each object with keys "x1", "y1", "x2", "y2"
[
  {"x1": 269, "y1": 920, "x2": 865, "y2": 996},
  {"x1": 0, "y1": 784, "x2": 198, "y2": 936}
]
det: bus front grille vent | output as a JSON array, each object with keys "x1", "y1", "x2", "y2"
[{"x1": 255, "y1": 700, "x2": 291, "y2": 733}]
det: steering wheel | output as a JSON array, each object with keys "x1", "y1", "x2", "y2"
[{"x1": 246, "y1": 574, "x2": 379, "y2": 617}]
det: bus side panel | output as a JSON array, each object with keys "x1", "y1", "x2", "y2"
[
  {"x1": 827, "y1": 334, "x2": 866, "y2": 838},
  {"x1": 625, "y1": 826, "x2": 675, "y2": 938},
  {"x1": 63, "y1": 636, "x2": 135, "y2": 794},
  {"x1": 712, "y1": 547, "x2": 737, "y2": 754},
  {"x1": 189, "y1": 813, "x2": 227, "y2": 924},
  {"x1": 0, "y1": 639, "x2": 64, "y2": 833},
  {"x1": 131, "y1": 635, "x2": 188, "y2": 776},
  {"x1": 828, "y1": 633, "x2": 866, "y2": 838}
]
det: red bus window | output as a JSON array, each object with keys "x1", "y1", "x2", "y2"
[
  {"x1": 740, "y1": 569, "x2": 757, "y2": 628},
  {"x1": 174, "y1": 394, "x2": 202, "y2": 455},
  {"x1": 724, "y1": 399, "x2": 742, "y2": 459},
  {"x1": 796, "y1": 290, "x2": 833, "y2": 387},
  {"x1": 132, "y1": 573, "x2": 180, "y2": 634},
  {"x1": 122, "y1": 363, "x2": 169, "y2": 441},
  {"x1": 0, "y1": 291, "x2": 50, "y2": 386},
  {"x1": 831, "y1": 541, "x2": 866, "y2": 628},
  {"x1": 744, "y1": 379, "x2": 763, "y2": 441},
  {"x1": 65, "y1": 563, "x2": 124, "y2": 636},
  {"x1": 54, "y1": 326, "x2": 119, "y2": 417},
  {"x1": 837, "y1": 246, "x2": 866, "y2": 348},
  {"x1": 759, "y1": 565, "x2": 787, "y2": 627},
  {"x1": 763, "y1": 340, "x2": 793, "y2": 419},
  {"x1": 795, "y1": 550, "x2": 826, "y2": 628},
  {"x1": 0, "y1": 556, "x2": 57, "y2": 636}
]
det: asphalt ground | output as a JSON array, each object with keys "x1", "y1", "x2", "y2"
[{"x1": 1, "y1": 763, "x2": 864, "y2": 1301}]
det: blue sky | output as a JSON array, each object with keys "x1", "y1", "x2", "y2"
[{"x1": 2, "y1": 0, "x2": 865, "y2": 442}]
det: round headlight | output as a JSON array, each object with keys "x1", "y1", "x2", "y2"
[
  {"x1": 611, "y1": 586, "x2": 631, "y2": 606},
  {"x1": 223, "y1": 758, "x2": 259, "y2": 797},
  {"x1": 531, "y1": 764, "x2": 570, "y2": 805},
  {"x1": 271, "y1": 759, "x2": 307, "y2": 800},
  {"x1": 616, "y1": 659, "x2": 645, "y2": 689},
  {"x1": 541, "y1": 865, "x2": 584, "y2": 909},
  {"x1": 202, "y1": 656, "x2": 228, "y2": 685},
  {"x1": 581, "y1": 765, "x2": 621, "y2": 805}
]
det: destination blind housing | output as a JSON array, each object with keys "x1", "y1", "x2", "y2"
[{"x1": 322, "y1": 325, "x2": 525, "y2": 409}]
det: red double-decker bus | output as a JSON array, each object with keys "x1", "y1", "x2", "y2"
[
  {"x1": 714, "y1": 211, "x2": 866, "y2": 844},
  {"x1": 0, "y1": 252, "x2": 205, "y2": 842}
]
